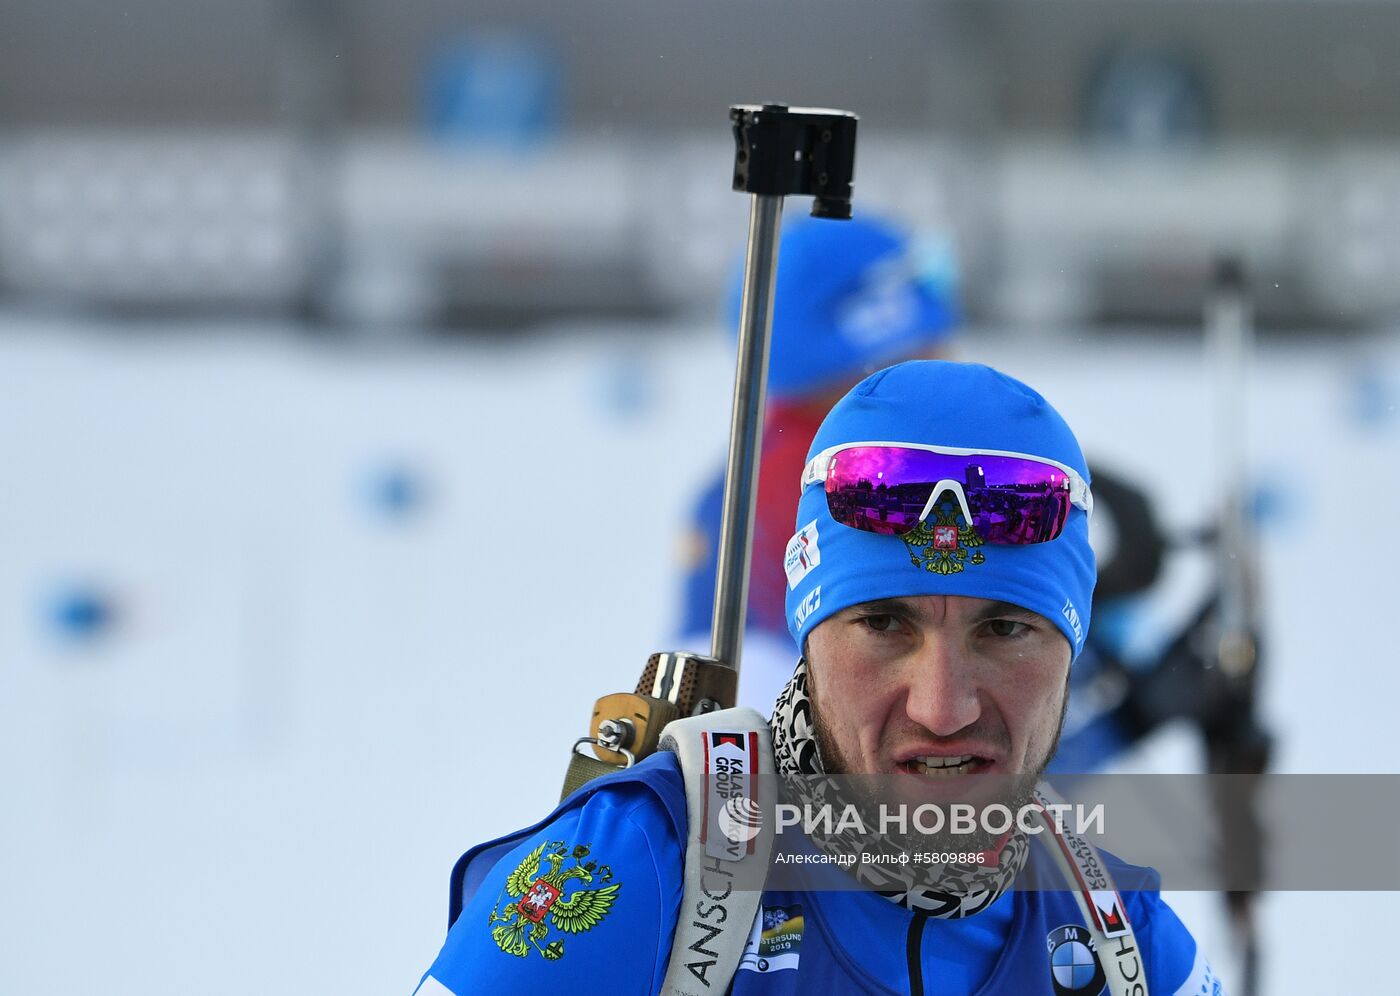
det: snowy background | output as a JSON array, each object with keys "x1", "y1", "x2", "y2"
[{"x1": 1, "y1": 314, "x2": 1397, "y2": 993}]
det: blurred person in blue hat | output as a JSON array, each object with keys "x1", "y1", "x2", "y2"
[
  {"x1": 675, "y1": 212, "x2": 963, "y2": 711},
  {"x1": 413, "y1": 359, "x2": 1222, "y2": 996}
]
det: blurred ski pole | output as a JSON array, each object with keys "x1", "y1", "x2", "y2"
[{"x1": 1205, "y1": 255, "x2": 1272, "y2": 996}]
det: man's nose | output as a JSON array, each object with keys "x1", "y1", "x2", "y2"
[{"x1": 902, "y1": 635, "x2": 981, "y2": 737}]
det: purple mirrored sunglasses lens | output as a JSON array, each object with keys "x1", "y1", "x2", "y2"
[{"x1": 823, "y1": 446, "x2": 1074, "y2": 545}]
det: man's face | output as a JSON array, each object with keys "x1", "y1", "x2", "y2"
[{"x1": 806, "y1": 594, "x2": 1071, "y2": 781}]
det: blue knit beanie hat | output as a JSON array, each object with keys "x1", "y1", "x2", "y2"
[
  {"x1": 783, "y1": 360, "x2": 1096, "y2": 657},
  {"x1": 728, "y1": 214, "x2": 960, "y2": 400}
]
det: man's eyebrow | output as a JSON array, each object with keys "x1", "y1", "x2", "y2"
[
  {"x1": 848, "y1": 597, "x2": 916, "y2": 616},
  {"x1": 970, "y1": 600, "x2": 1042, "y2": 622}
]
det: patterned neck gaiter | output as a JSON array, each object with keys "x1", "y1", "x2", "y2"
[{"x1": 767, "y1": 657, "x2": 1032, "y2": 918}]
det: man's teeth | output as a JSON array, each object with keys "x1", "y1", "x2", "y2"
[{"x1": 909, "y1": 755, "x2": 976, "y2": 776}]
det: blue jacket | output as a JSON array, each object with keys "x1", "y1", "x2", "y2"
[{"x1": 416, "y1": 753, "x2": 1221, "y2": 995}]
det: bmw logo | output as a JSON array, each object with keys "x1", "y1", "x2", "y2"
[{"x1": 1047, "y1": 925, "x2": 1106, "y2": 995}]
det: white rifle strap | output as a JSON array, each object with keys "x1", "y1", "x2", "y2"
[
  {"x1": 657, "y1": 708, "x2": 775, "y2": 996},
  {"x1": 1034, "y1": 785, "x2": 1149, "y2": 996}
]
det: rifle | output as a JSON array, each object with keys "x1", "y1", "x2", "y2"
[{"x1": 560, "y1": 104, "x2": 858, "y2": 799}]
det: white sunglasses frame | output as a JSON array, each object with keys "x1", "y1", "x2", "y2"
[{"x1": 800, "y1": 440, "x2": 1094, "y2": 530}]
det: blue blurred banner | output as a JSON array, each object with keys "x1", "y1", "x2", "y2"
[{"x1": 424, "y1": 31, "x2": 561, "y2": 148}]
